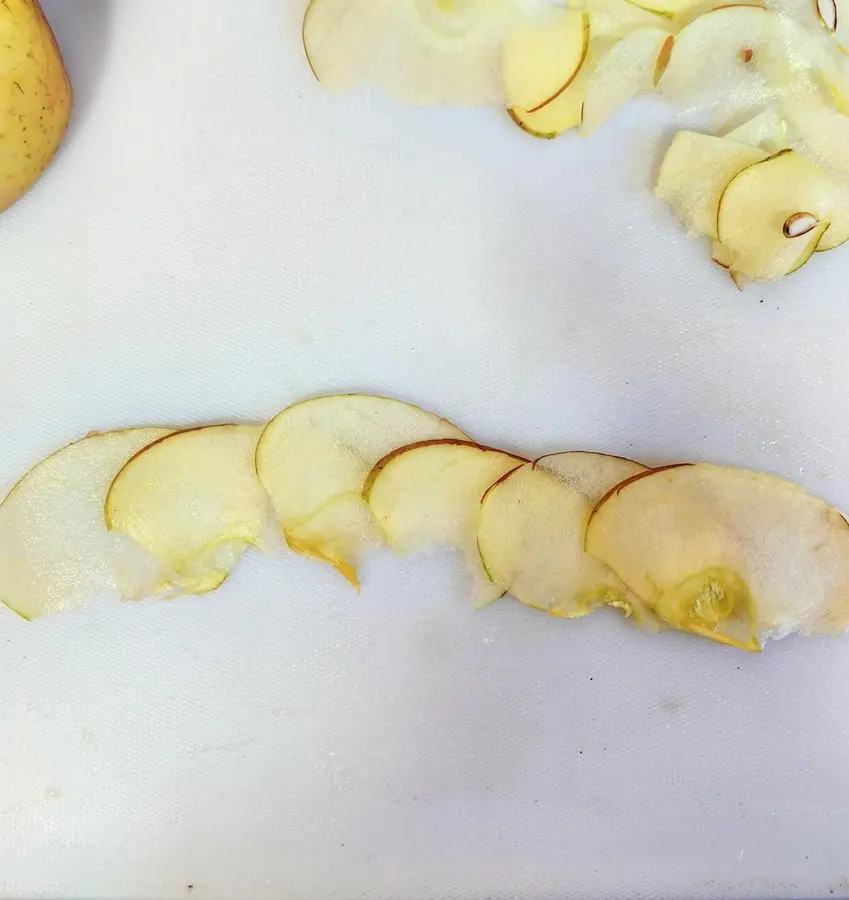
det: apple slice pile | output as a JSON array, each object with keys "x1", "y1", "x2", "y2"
[
  {"x1": 299, "y1": 0, "x2": 849, "y2": 284},
  {"x1": 3, "y1": 393, "x2": 849, "y2": 653}
]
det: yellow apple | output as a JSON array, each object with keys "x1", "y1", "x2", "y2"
[{"x1": 0, "y1": 0, "x2": 72, "y2": 213}]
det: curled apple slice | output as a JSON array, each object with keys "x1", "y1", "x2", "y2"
[
  {"x1": 717, "y1": 149, "x2": 849, "y2": 280},
  {"x1": 586, "y1": 464, "x2": 849, "y2": 649},
  {"x1": 105, "y1": 425, "x2": 274, "y2": 594},
  {"x1": 365, "y1": 440, "x2": 526, "y2": 607},
  {"x1": 658, "y1": 6, "x2": 783, "y2": 119},
  {"x1": 302, "y1": 0, "x2": 523, "y2": 105},
  {"x1": 255, "y1": 395, "x2": 468, "y2": 586},
  {"x1": 502, "y1": 8, "x2": 590, "y2": 112},
  {"x1": 477, "y1": 452, "x2": 652, "y2": 619},
  {"x1": 0, "y1": 428, "x2": 173, "y2": 620},
  {"x1": 723, "y1": 108, "x2": 788, "y2": 151},
  {"x1": 581, "y1": 27, "x2": 673, "y2": 133},
  {"x1": 655, "y1": 130, "x2": 768, "y2": 236}
]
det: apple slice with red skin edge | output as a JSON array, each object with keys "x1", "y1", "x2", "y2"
[
  {"x1": 716, "y1": 148, "x2": 848, "y2": 280},
  {"x1": 0, "y1": 428, "x2": 175, "y2": 620},
  {"x1": 364, "y1": 439, "x2": 527, "y2": 608},
  {"x1": 105, "y1": 424, "x2": 275, "y2": 594},
  {"x1": 256, "y1": 395, "x2": 468, "y2": 588},
  {"x1": 585, "y1": 463, "x2": 849, "y2": 649},
  {"x1": 581, "y1": 27, "x2": 674, "y2": 133},
  {"x1": 502, "y1": 8, "x2": 590, "y2": 113},
  {"x1": 301, "y1": 0, "x2": 528, "y2": 105},
  {"x1": 477, "y1": 451, "x2": 657, "y2": 622},
  {"x1": 655, "y1": 130, "x2": 769, "y2": 237}
]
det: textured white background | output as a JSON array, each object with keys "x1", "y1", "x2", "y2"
[{"x1": 2, "y1": 1, "x2": 849, "y2": 897}]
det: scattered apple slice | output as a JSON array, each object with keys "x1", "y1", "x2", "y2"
[
  {"x1": 255, "y1": 394, "x2": 468, "y2": 586},
  {"x1": 584, "y1": 0, "x2": 674, "y2": 41},
  {"x1": 585, "y1": 463, "x2": 849, "y2": 649},
  {"x1": 302, "y1": 0, "x2": 526, "y2": 105},
  {"x1": 723, "y1": 108, "x2": 789, "y2": 150},
  {"x1": 659, "y1": 6, "x2": 785, "y2": 120},
  {"x1": 624, "y1": 0, "x2": 719, "y2": 18},
  {"x1": 656, "y1": 130, "x2": 768, "y2": 236},
  {"x1": 0, "y1": 428, "x2": 173, "y2": 620},
  {"x1": 716, "y1": 148, "x2": 849, "y2": 279},
  {"x1": 477, "y1": 452, "x2": 653, "y2": 619},
  {"x1": 105, "y1": 425, "x2": 274, "y2": 594},
  {"x1": 502, "y1": 8, "x2": 590, "y2": 112},
  {"x1": 581, "y1": 27, "x2": 673, "y2": 133},
  {"x1": 365, "y1": 440, "x2": 526, "y2": 607}
]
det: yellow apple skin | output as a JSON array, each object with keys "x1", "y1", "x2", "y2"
[{"x1": 0, "y1": 0, "x2": 72, "y2": 213}]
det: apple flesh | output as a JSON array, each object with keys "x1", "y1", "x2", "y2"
[
  {"x1": 365, "y1": 439, "x2": 526, "y2": 607},
  {"x1": 105, "y1": 425, "x2": 275, "y2": 594},
  {"x1": 477, "y1": 452, "x2": 653, "y2": 620},
  {"x1": 586, "y1": 463, "x2": 849, "y2": 649},
  {"x1": 0, "y1": 429, "x2": 173, "y2": 619},
  {"x1": 255, "y1": 394, "x2": 468, "y2": 586}
]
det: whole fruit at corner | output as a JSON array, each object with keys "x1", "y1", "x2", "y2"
[{"x1": 0, "y1": 0, "x2": 72, "y2": 214}]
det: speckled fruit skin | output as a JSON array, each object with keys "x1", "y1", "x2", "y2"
[{"x1": 0, "y1": 0, "x2": 72, "y2": 213}]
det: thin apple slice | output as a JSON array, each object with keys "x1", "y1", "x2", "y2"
[
  {"x1": 723, "y1": 108, "x2": 789, "y2": 151},
  {"x1": 711, "y1": 239, "x2": 736, "y2": 268},
  {"x1": 502, "y1": 8, "x2": 590, "y2": 112},
  {"x1": 586, "y1": 463, "x2": 849, "y2": 649},
  {"x1": 255, "y1": 395, "x2": 468, "y2": 586},
  {"x1": 0, "y1": 428, "x2": 174, "y2": 620},
  {"x1": 624, "y1": 0, "x2": 721, "y2": 18},
  {"x1": 365, "y1": 440, "x2": 526, "y2": 607},
  {"x1": 717, "y1": 149, "x2": 849, "y2": 279},
  {"x1": 508, "y1": 48, "x2": 596, "y2": 137},
  {"x1": 105, "y1": 425, "x2": 274, "y2": 594},
  {"x1": 658, "y1": 6, "x2": 784, "y2": 120},
  {"x1": 655, "y1": 130, "x2": 768, "y2": 236},
  {"x1": 581, "y1": 27, "x2": 673, "y2": 133},
  {"x1": 477, "y1": 452, "x2": 653, "y2": 620},
  {"x1": 779, "y1": 76, "x2": 849, "y2": 189},
  {"x1": 302, "y1": 0, "x2": 527, "y2": 105},
  {"x1": 585, "y1": 0, "x2": 674, "y2": 41}
]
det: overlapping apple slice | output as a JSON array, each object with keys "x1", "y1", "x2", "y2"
[
  {"x1": 658, "y1": 5, "x2": 783, "y2": 119},
  {"x1": 477, "y1": 452, "x2": 654, "y2": 620},
  {"x1": 581, "y1": 26, "x2": 673, "y2": 133},
  {"x1": 723, "y1": 108, "x2": 788, "y2": 152},
  {"x1": 255, "y1": 395, "x2": 468, "y2": 586},
  {"x1": 656, "y1": 130, "x2": 769, "y2": 236},
  {"x1": 586, "y1": 463, "x2": 849, "y2": 649},
  {"x1": 0, "y1": 428, "x2": 174, "y2": 620},
  {"x1": 502, "y1": 7, "x2": 591, "y2": 113},
  {"x1": 105, "y1": 425, "x2": 274, "y2": 594},
  {"x1": 302, "y1": 0, "x2": 532, "y2": 105},
  {"x1": 365, "y1": 439, "x2": 526, "y2": 607},
  {"x1": 716, "y1": 148, "x2": 849, "y2": 281}
]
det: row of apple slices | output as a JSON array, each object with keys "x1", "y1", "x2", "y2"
[{"x1": 3, "y1": 393, "x2": 849, "y2": 652}]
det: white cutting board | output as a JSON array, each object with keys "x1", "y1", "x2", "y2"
[{"x1": 2, "y1": 2, "x2": 849, "y2": 898}]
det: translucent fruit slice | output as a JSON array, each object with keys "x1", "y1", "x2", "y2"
[
  {"x1": 658, "y1": 6, "x2": 783, "y2": 119},
  {"x1": 105, "y1": 425, "x2": 274, "y2": 594},
  {"x1": 301, "y1": 0, "x2": 524, "y2": 105},
  {"x1": 364, "y1": 440, "x2": 526, "y2": 607},
  {"x1": 723, "y1": 108, "x2": 788, "y2": 151},
  {"x1": 501, "y1": 8, "x2": 590, "y2": 112},
  {"x1": 477, "y1": 452, "x2": 651, "y2": 619},
  {"x1": 508, "y1": 49, "x2": 596, "y2": 137},
  {"x1": 585, "y1": 463, "x2": 849, "y2": 649},
  {"x1": 655, "y1": 130, "x2": 768, "y2": 236},
  {"x1": 580, "y1": 27, "x2": 673, "y2": 133},
  {"x1": 0, "y1": 428, "x2": 173, "y2": 619},
  {"x1": 255, "y1": 395, "x2": 468, "y2": 586},
  {"x1": 716, "y1": 149, "x2": 849, "y2": 280}
]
